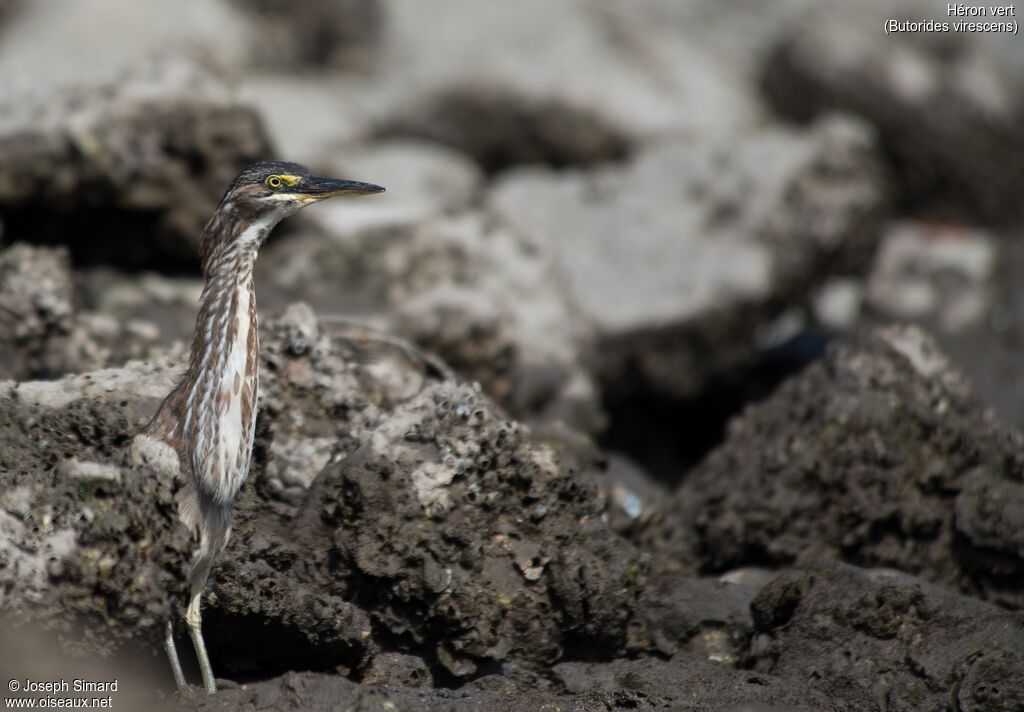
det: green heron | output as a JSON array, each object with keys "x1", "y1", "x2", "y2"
[{"x1": 144, "y1": 161, "x2": 384, "y2": 695}]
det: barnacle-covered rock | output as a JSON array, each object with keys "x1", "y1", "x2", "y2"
[
  {"x1": 662, "y1": 325, "x2": 1024, "y2": 609},
  {"x1": 0, "y1": 305, "x2": 642, "y2": 680}
]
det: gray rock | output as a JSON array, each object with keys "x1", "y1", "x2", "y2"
[
  {"x1": 0, "y1": 245, "x2": 201, "y2": 380},
  {"x1": 252, "y1": 374, "x2": 638, "y2": 676},
  {"x1": 0, "y1": 244, "x2": 73, "y2": 380},
  {"x1": 230, "y1": 0, "x2": 383, "y2": 71},
  {"x1": 0, "y1": 305, "x2": 640, "y2": 678},
  {"x1": 192, "y1": 671, "x2": 503, "y2": 711},
  {"x1": 261, "y1": 213, "x2": 604, "y2": 433},
  {"x1": 72, "y1": 269, "x2": 202, "y2": 369},
  {"x1": 762, "y1": 2, "x2": 1024, "y2": 222},
  {"x1": 0, "y1": 357, "x2": 177, "y2": 473},
  {"x1": 664, "y1": 325, "x2": 1024, "y2": 608},
  {"x1": 751, "y1": 561, "x2": 1024, "y2": 712},
  {"x1": 237, "y1": 75, "x2": 374, "y2": 166},
  {"x1": 309, "y1": 139, "x2": 482, "y2": 236},
  {"x1": 490, "y1": 116, "x2": 886, "y2": 398},
  {"x1": 0, "y1": 361, "x2": 186, "y2": 656},
  {"x1": 633, "y1": 574, "x2": 755, "y2": 666},
  {"x1": 0, "y1": 0, "x2": 21, "y2": 31},
  {"x1": 813, "y1": 277, "x2": 864, "y2": 331},
  {"x1": 866, "y1": 221, "x2": 996, "y2": 333},
  {"x1": 261, "y1": 435, "x2": 336, "y2": 506},
  {"x1": 368, "y1": 0, "x2": 763, "y2": 172},
  {"x1": 0, "y1": 0, "x2": 255, "y2": 94},
  {"x1": 56, "y1": 312, "x2": 184, "y2": 378},
  {"x1": 955, "y1": 471, "x2": 1024, "y2": 570},
  {"x1": 0, "y1": 58, "x2": 272, "y2": 269},
  {"x1": 361, "y1": 652, "x2": 433, "y2": 689},
  {"x1": 56, "y1": 458, "x2": 122, "y2": 483},
  {"x1": 194, "y1": 653, "x2": 848, "y2": 711},
  {"x1": 237, "y1": 0, "x2": 813, "y2": 175},
  {"x1": 552, "y1": 654, "x2": 849, "y2": 711}
]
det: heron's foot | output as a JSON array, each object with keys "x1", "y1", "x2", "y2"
[
  {"x1": 173, "y1": 685, "x2": 199, "y2": 704},
  {"x1": 185, "y1": 607, "x2": 217, "y2": 695}
]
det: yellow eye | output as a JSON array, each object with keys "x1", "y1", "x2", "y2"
[{"x1": 266, "y1": 175, "x2": 283, "y2": 189}]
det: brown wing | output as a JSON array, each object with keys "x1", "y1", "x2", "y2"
[
  {"x1": 143, "y1": 381, "x2": 186, "y2": 447},
  {"x1": 142, "y1": 380, "x2": 210, "y2": 538}
]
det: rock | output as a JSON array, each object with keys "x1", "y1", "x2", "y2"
[
  {"x1": 368, "y1": 0, "x2": 762, "y2": 172},
  {"x1": 379, "y1": 85, "x2": 631, "y2": 176},
  {"x1": 490, "y1": 116, "x2": 885, "y2": 399},
  {"x1": 665, "y1": 325, "x2": 1024, "y2": 608},
  {"x1": 195, "y1": 652, "x2": 849, "y2": 711},
  {"x1": 260, "y1": 213, "x2": 604, "y2": 433},
  {"x1": 230, "y1": 0, "x2": 383, "y2": 71},
  {"x1": 56, "y1": 312, "x2": 186, "y2": 378},
  {"x1": 0, "y1": 364, "x2": 187, "y2": 657},
  {"x1": 0, "y1": 0, "x2": 382, "y2": 89},
  {"x1": 866, "y1": 221, "x2": 996, "y2": 333},
  {"x1": 192, "y1": 671, "x2": 508, "y2": 711},
  {"x1": 241, "y1": 0, "x2": 767, "y2": 175},
  {"x1": 632, "y1": 574, "x2": 754, "y2": 665},
  {"x1": 0, "y1": 245, "x2": 202, "y2": 380},
  {"x1": 75, "y1": 269, "x2": 202, "y2": 362},
  {"x1": 762, "y1": 2, "x2": 1024, "y2": 223},
  {"x1": 813, "y1": 277, "x2": 864, "y2": 331},
  {"x1": 362, "y1": 652, "x2": 433, "y2": 688},
  {"x1": 751, "y1": 561, "x2": 1024, "y2": 711},
  {"x1": 0, "y1": 244, "x2": 73, "y2": 380},
  {"x1": 0, "y1": 58, "x2": 272, "y2": 270},
  {"x1": 237, "y1": 75, "x2": 374, "y2": 167},
  {"x1": 552, "y1": 654, "x2": 849, "y2": 711},
  {"x1": 0, "y1": 0, "x2": 255, "y2": 94},
  {"x1": 0, "y1": 0, "x2": 21, "y2": 28},
  {"x1": 0, "y1": 304, "x2": 644, "y2": 679},
  {"x1": 253, "y1": 373, "x2": 638, "y2": 676},
  {"x1": 56, "y1": 458, "x2": 122, "y2": 483},
  {"x1": 309, "y1": 139, "x2": 482, "y2": 236},
  {"x1": 0, "y1": 357, "x2": 178, "y2": 474},
  {"x1": 617, "y1": 0, "x2": 814, "y2": 80},
  {"x1": 260, "y1": 435, "x2": 336, "y2": 507}
]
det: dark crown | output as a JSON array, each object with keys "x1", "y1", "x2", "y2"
[{"x1": 228, "y1": 161, "x2": 311, "y2": 191}]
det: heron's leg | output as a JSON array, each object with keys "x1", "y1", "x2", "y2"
[
  {"x1": 185, "y1": 583, "x2": 217, "y2": 695},
  {"x1": 164, "y1": 618, "x2": 188, "y2": 692}
]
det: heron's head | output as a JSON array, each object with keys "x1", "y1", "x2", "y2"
[
  {"x1": 224, "y1": 160, "x2": 384, "y2": 217},
  {"x1": 203, "y1": 160, "x2": 384, "y2": 260}
]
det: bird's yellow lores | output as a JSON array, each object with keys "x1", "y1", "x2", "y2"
[
  {"x1": 144, "y1": 161, "x2": 383, "y2": 695},
  {"x1": 266, "y1": 173, "x2": 302, "y2": 188}
]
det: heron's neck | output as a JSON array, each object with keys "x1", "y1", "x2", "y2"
[
  {"x1": 188, "y1": 242, "x2": 258, "y2": 375},
  {"x1": 184, "y1": 207, "x2": 283, "y2": 383}
]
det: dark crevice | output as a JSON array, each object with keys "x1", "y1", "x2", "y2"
[
  {"x1": 599, "y1": 328, "x2": 831, "y2": 489},
  {"x1": 1, "y1": 204, "x2": 304, "y2": 275},
  {"x1": 203, "y1": 610, "x2": 364, "y2": 681},
  {"x1": 1, "y1": 204, "x2": 200, "y2": 274}
]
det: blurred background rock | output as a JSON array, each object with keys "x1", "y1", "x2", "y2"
[{"x1": 2, "y1": 1, "x2": 1024, "y2": 709}]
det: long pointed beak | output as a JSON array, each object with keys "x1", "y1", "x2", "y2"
[{"x1": 297, "y1": 176, "x2": 386, "y2": 199}]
